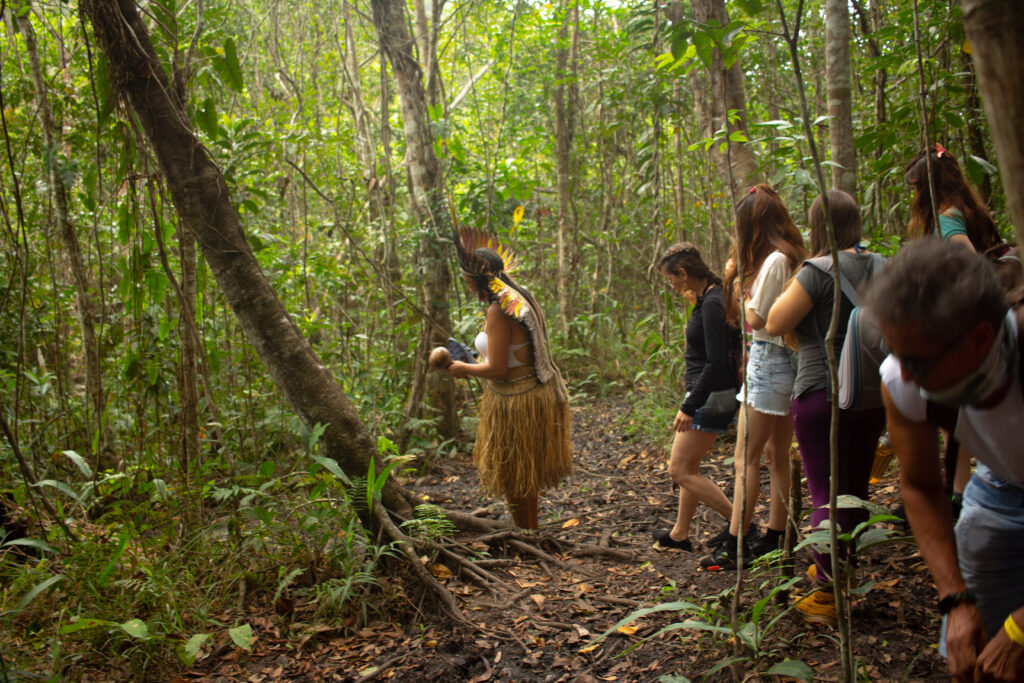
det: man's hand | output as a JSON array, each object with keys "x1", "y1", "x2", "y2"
[
  {"x1": 975, "y1": 616, "x2": 1024, "y2": 682},
  {"x1": 946, "y1": 603, "x2": 988, "y2": 681},
  {"x1": 673, "y1": 410, "x2": 693, "y2": 433}
]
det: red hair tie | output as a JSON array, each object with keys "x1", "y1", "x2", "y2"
[
  {"x1": 935, "y1": 142, "x2": 947, "y2": 158},
  {"x1": 749, "y1": 186, "x2": 757, "y2": 194}
]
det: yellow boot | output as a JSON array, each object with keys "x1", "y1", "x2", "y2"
[{"x1": 796, "y1": 588, "x2": 836, "y2": 627}]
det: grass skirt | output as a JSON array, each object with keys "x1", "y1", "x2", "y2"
[{"x1": 473, "y1": 365, "x2": 573, "y2": 499}]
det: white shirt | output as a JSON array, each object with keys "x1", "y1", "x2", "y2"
[
  {"x1": 746, "y1": 250, "x2": 790, "y2": 346},
  {"x1": 880, "y1": 339, "x2": 1024, "y2": 487}
]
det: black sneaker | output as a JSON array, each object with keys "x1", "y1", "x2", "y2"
[
  {"x1": 749, "y1": 529, "x2": 783, "y2": 559},
  {"x1": 705, "y1": 522, "x2": 756, "y2": 550},
  {"x1": 652, "y1": 529, "x2": 693, "y2": 552},
  {"x1": 700, "y1": 541, "x2": 751, "y2": 571}
]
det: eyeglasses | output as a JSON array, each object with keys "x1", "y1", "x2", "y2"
[{"x1": 894, "y1": 330, "x2": 970, "y2": 380}]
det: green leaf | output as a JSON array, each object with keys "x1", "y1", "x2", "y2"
[
  {"x1": 221, "y1": 38, "x2": 244, "y2": 92},
  {"x1": 4, "y1": 537, "x2": 57, "y2": 554},
  {"x1": 180, "y1": 632, "x2": 212, "y2": 665},
  {"x1": 766, "y1": 660, "x2": 814, "y2": 682},
  {"x1": 197, "y1": 97, "x2": 219, "y2": 139},
  {"x1": 61, "y1": 450, "x2": 93, "y2": 478},
  {"x1": 120, "y1": 618, "x2": 150, "y2": 640},
  {"x1": 310, "y1": 455, "x2": 353, "y2": 486},
  {"x1": 97, "y1": 534, "x2": 131, "y2": 588},
  {"x1": 17, "y1": 574, "x2": 65, "y2": 611},
  {"x1": 60, "y1": 617, "x2": 116, "y2": 634},
  {"x1": 229, "y1": 623, "x2": 253, "y2": 650},
  {"x1": 33, "y1": 479, "x2": 82, "y2": 505}
]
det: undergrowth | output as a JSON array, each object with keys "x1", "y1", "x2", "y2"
[{"x1": 0, "y1": 433, "x2": 416, "y2": 681}]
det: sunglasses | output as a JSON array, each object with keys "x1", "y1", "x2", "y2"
[{"x1": 894, "y1": 330, "x2": 970, "y2": 380}]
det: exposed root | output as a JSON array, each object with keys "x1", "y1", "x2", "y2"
[
  {"x1": 373, "y1": 499, "x2": 468, "y2": 623},
  {"x1": 569, "y1": 545, "x2": 638, "y2": 561}
]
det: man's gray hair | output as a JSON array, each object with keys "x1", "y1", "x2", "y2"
[{"x1": 864, "y1": 237, "x2": 1007, "y2": 345}]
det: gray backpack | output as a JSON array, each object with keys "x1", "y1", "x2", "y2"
[{"x1": 805, "y1": 252, "x2": 888, "y2": 411}]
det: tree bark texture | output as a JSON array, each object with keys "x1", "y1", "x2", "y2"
[
  {"x1": 19, "y1": 12, "x2": 108, "y2": 457},
  {"x1": 80, "y1": 0, "x2": 412, "y2": 519},
  {"x1": 825, "y1": 0, "x2": 857, "y2": 195},
  {"x1": 370, "y1": 0, "x2": 459, "y2": 440},
  {"x1": 691, "y1": 0, "x2": 760, "y2": 201},
  {"x1": 553, "y1": 0, "x2": 575, "y2": 338},
  {"x1": 961, "y1": 0, "x2": 1024, "y2": 240}
]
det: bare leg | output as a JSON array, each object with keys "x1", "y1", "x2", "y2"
[
  {"x1": 508, "y1": 495, "x2": 539, "y2": 530},
  {"x1": 728, "y1": 407, "x2": 777, "y2": 535},
  {"x1": 764, "y1": 414, "x2": 794, "y2": 532},
  {"x1": 668, "y1": 428, "x2": 731, "y2": 540}
]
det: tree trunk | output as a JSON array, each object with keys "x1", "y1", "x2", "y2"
[
  {"x1": 370, "y1": 0, "x2": 459, "y2": 440},
  {"x1": 553, "y1": 0, "x2": 576, "y2": 339},
  {"x1": 18, "y1": 12, "x2": 108, "y2": 458},
  {"x1": 961, "y1": 0, "x2": 1024, "y2": 243},
  {"x1": 691, "y1": 0, "x2": 760, "y2": 200},
  {"x1": 80, "y1": 0, "x2": 413, "y2": 520},
  {"x1": 825, "y1": 0, "x2": 857, "y2": 195}
]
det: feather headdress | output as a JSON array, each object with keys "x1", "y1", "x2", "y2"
[{"x1": 453, "y1": 226, "x2": 531, "y2": 323}]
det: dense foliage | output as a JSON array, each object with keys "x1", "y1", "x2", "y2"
[{"x1": 0, "y1": 0, "x2": 1007, "y2": 677}]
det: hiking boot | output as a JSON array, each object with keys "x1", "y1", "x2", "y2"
[
  {"x1": 795, "y1": 589, "x2": 837, "y2": 627},
  {"x1": 699, "y1": 540, "x2": 752, "y2": 571},
  {"x1": 652, "y1": 529, "x2": 693, "y2": 552}
]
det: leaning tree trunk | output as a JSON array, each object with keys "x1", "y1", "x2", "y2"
[
  {"x1": 960, "y1": 0, "x2": 1024, "y2": 246},
  {"x1": 691, "y1": 0, "x2": 761, "y2": 201},
  {"x1": 80, "y1": 0, "x2": 413, "y2": 521},
  {"x1": 825, "y1": 0, "x2": 857, "y2": 195},
  {"x1": 370, "y1": 0, "x2": 459, "y2": 442}
]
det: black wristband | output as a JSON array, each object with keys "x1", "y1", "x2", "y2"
[{"x1": 937, "y1": 591, "x2": 976, "y2": 615}]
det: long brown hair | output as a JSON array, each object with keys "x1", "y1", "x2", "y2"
[
  {"x1": 905, "y1": 147, "x2": 1000, "y2": 251},
  {"x1": 808, "y1": 190, "x2": 862, "y2": 256},
  {"x1": 733, "y1": 184, "x2": 807, "y2": 285}
]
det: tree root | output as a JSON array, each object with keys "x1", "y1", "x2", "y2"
[
  {"x1": 373, "y1": 499, "x2": 468, "y2": 623},
  {"x1": 569, "y1": 545, "x2": 638, "y2": 562}
]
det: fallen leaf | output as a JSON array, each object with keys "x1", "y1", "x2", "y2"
[
  {"x1": 616, "y1": 625, "x2": 638, "y2": 635},
  {"x1": 579, "y1": 642, "x2": 601, "y2": 654},
  {"x1": 530, "y1": 594, "x2": 546, "y2": 608},
  {"x1": 562, "y1": 518, "x2": 581, "y2": 529}
]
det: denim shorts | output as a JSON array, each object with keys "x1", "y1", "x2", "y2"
[
  {"x1": 737, "y1": 340, "x2": 795, "y2": 416},
  {"x1": 939, "y1": 462, "x2": 1024, "y2": 655},
  {"x1": 683, "y1": 391, "x2": 737, "y2": 434}
]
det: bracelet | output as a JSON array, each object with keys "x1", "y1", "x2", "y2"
[
  {"x1": 938, "y1": 591, "x2": 977, "y2": 615},
  {"x1": 1005, "y1": 614, "x2": 1024, "y2": 648}
]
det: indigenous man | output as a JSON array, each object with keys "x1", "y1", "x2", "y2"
[{"x1": 865, "y1": 238, "x2": 1024, "y2": 682}]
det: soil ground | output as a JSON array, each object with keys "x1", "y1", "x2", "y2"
[{"x1": 179, "y1": 397, "x2": 945, "y2": 682}]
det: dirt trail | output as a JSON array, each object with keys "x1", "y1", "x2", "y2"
[{"x1": 182, "y1": 397, "x2": 944, "y2": 682}]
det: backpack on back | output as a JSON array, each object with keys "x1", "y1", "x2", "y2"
[{"x1": 805, "y1": 252, "x2": 888, "y2": 412}]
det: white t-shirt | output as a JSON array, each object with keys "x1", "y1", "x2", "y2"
[
  {"x1": 747, "y1": 250, "x2": 790, "y2": 346},
  {"x1": 880, "y1": 327, "x2": 1024, "y2": 488}
]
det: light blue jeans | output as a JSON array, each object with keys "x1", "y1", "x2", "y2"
[{"x1": 939, "y1": 462, "x2": 1024, "y2": 656}]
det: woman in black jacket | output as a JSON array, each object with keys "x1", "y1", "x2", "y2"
[{"x1": 651, "y1": 243, "x2": 741, "y2": 553}]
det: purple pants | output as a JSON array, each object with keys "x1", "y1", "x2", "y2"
[{"x1": 792, "y1": 389, "x2": 886, "y2": 580}]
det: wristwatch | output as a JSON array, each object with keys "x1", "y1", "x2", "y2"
[{"x1": 938, "y1": 591, "x2": 977, "y2": 614}]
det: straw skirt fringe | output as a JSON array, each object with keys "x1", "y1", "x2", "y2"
[{"x1": 473, "y1": 371, "x2": 573, "y2": 500}]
